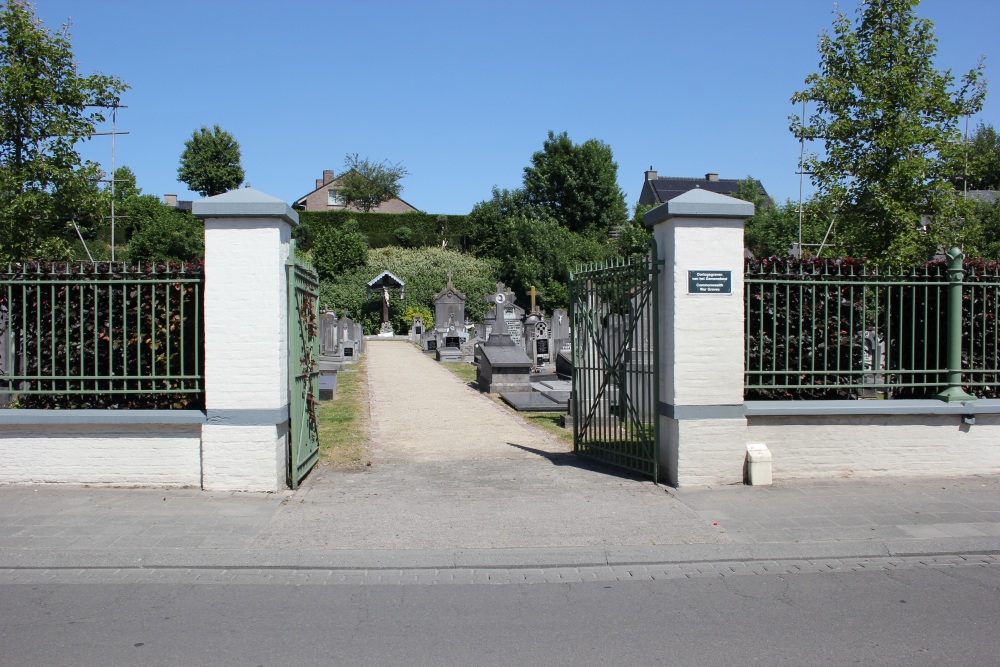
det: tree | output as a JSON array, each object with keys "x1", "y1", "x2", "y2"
[
  {"x1": 125, "y1": 205, "x2": 203, "y2": 262},
  {"x1": 0, "y1": 0, "x2": 128, "y2": 262},
  {"x1": 468, "y1": 187, "x2": 605, "y2": 310},
  {"x1": 177, "y1": 125, "x2": 244, "y2": 197},
  {"x1": 950, "y1": 122, "x2": 1000, "y2": 192},
  {"x1": 523, "y1": 130, "x2": 627, "y2": 236},
  {"x1": 311, "y1": 219, "x2": 368, "y2": 281},
  {"x1": 337, "y1": 153, "x2": 409, "y2": 213},
  {"x1": 791, "y1": 0, "x2": 986, "y2": 263}
]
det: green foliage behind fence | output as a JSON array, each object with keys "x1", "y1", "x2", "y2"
[
  {"x1": 294, "y1": 211, "x2": 472, "y2": 252},
  {"x1": 1, "y1": 261, "x2": 204, "y2": 409},
  {"x1": 745, "y1": 256, "x2": 1000, "y2": 400}
]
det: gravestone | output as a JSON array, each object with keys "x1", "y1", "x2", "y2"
[
  {"x1": 483, "y1": 282, "x2": 524, "y2": 349},
  {"x1": 317, "y1": 310, "x2": 342, "y2": 397},
  {"x1": 337, "y1": 316, "x2": 362, "y2": 362},
  {"x1": 434, "y1": 273, "x2": 466, "y2": 332},
  {"x1": 532, "y1": 320, "x2": 551, "y2": 366},
  {"x1": 477, "y1": 331, "x2": 532, "y2": 394},
  {"x1": 549, "y1": 308, "x2": 569, "y2": 357},
  {"x1": 461, "y1": 335, "x2": 483, "y2": 363},
  {"x1": 409, "y1": 316, "x2": 424, "y2": 344}
]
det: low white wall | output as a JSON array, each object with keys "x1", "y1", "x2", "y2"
[
  {"x1": 0, "y1": 422, "x2": 202, "y2": 487},
  {"x1": 748, "y1": 413, "x2": 1000, "y2": 481},
  {"x1": 201, "y1": 423, "x2": 288, "y2": 492}
]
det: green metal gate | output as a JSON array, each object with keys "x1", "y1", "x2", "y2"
[
  {"x1": 287, "y1": 241, "x2": 321, "y2": 489},
  {"x1": 569, "y1": 245, "x2": 661, "y2": 481}
]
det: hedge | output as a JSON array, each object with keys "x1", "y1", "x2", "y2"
[{"x1": 294, "y1": 210, "x2": 473, "y2": 252}]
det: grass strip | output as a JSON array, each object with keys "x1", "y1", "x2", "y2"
[{"x1": 317, "y1": 357, "x2": 371, "y2": 468}]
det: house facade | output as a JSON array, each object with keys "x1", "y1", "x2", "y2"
[
  {"x1": 638, "y1": 169, "x2": 767, "y2": 207},
  {"x1": 292, "y1": 170, "x2": 418, "y2": 213}
]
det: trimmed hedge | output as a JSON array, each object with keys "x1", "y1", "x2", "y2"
[{"x1": 294, "y1": 210, "x2": 473, "y2": 252}]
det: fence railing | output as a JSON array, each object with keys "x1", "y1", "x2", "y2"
[
  {"x1": 744, "y1": 251, "x2": 1000, "y2": 401},
  {"x1": 1, "y1": 262, "x2": 205, "y2": 409}
]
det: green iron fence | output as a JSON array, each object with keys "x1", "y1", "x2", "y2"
[
  {"x1": 570, "y1": 247, "x2": 661, "y2": 480},
  {"x1": 745, "y1": 250, "x2": 1000, "y2": 401},
  {"x1": 0, "y1": 262, "x2": 205, "y2": 409}
]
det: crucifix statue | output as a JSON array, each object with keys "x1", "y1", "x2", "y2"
[{"x1": 366, "y1": 271, "x2": 405, "y2": 336}]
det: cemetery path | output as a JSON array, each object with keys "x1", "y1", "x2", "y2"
[
  {"x1": 364, "y1": 340, "x2": 568, "y2": 462},
  {"x1": 249, "y1": 340, "x2": 724, "y2": 551}
]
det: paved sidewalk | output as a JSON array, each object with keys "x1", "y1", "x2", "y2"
[{"x1": 0, "y1": 341, "x2": 996, "y2": 572}]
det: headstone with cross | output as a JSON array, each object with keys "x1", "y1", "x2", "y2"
[{"x1": 484, "y1": 282, "x2": 524, "y2": 344}]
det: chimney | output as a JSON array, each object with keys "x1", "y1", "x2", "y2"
[
  {"x1": 323, "y1": 169, "x2": 335, "y2": 183},
  {"x1": 163, "y1": 194, "x2": 178, "y2": 207},
  {"x1": 705, "y1": 173, "x2": 719, "y2": 182},
  {"x1": 645, "y1": 166, "x2": 658, "y2": 181}
]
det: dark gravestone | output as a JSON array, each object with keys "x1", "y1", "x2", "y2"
[
  {"x1": 343, "y1": 347, "x2": 353, "y2": 358},
  {"x1": 427, "y1": 340, "x2": 437, "y2": 351},
  {"x1": 536, "y1": 339, "x2": 549, "y2": 355},
  {"x1": 415, "y1": 326, "x2": 422, "y2": 335},
  {"x1": 445, "y1": 336, "x2": 460, "y2": 348}
]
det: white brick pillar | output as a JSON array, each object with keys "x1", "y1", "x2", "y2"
[
  {"x1": 193, "y1": 188, "x2": 298, "y2": 491},
  {"x1": 644, "y1": 190, "x2": 754, "y2": 487}
]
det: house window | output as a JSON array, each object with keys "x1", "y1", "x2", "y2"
[{"x1": 328, "y1": 189, "x2": 343, "y2": 206}]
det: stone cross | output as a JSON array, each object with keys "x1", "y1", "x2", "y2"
[{"x1": 485, "y1": 282, "x2": 516, "y2": 314}]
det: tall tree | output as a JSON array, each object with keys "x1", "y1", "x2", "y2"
[
  {"x1": 522, "y1": 130, "x2": 627, "y2": 236},
  {"x1": 177, "y1": 125, "x2": 244, "y2": 197},
  {"x1": 791, "y1": 0, "x2": 986, "y2": 263},
  {"x1": 0, "y1": 0, "x2": 127, "y2": 261},
  {"x1": 337, "y1": 153, "x2": 408, "y2": 213},
  {"x1": 950, "y1": 122, "x2": 1000, "y2": 192}
]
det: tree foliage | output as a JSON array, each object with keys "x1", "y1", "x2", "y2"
[
  {"x1": 523, "y1": 130, "x2": 627, "y2": 235},
  {"x1": 337, "y1": 153, "x2": 408, "y2": 213},
  {"x1": 467, "y1": 187, "x2": 607, "y2": 310},
  {"x1": 0, "y1": 0, "x2": 127, "y2": 262},
  {"x1": 318, "y1": 246, "x2": 499, "y2": 335},
  {"x1": 177, "y1": 124, "x2": 244, "y2": 197},
  {"x1": 791, "y1": 0, "x2": 986, "y2": 263},
  {"x1": 950, "y1": 122, "x2": 1000, "y2": 192},
  {"x1": 311, "y1": 218, "x2": 368, "y2": 281}
]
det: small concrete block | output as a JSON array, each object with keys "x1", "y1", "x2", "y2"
[{"x1": 746, "y1": 443, "x2": 772, "y2": 486}]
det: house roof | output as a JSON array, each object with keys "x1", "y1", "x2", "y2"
[
  {"x1": 647, "y1": 176, "x2": 767, "y2": 204},
  {"x1": 292, "y1": 171, "x2": 418, "y2": 212},
  {"x1": 967, "y1": 190, "x2": 998, "y2": 204}
]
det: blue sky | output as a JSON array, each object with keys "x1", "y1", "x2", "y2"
[{"x1": 32, "y1": 0, "x2": 1000, "y2": 215}]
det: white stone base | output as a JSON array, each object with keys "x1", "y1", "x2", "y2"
[
  {"x1": 661, "y1": 416, "x2": 748, "y2": 487},
  {"x1": 201, "y1": 423, "x2": 288, "y2": 492},
  {"x1": 0, "y1": 424, "x2": 202, "y2": 486},
  {"x1": 748, "y1": 414, "x2": 1000, "y2": 481}
]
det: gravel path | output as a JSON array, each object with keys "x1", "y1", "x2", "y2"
[
  {"x1": 248, "y1": 340, "x2": 724, "y2": 551},
  {"x1": 365, "y1": 340, "x2": 568, "y2": 462}
]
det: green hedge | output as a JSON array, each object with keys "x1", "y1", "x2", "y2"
[{"x1": 294, "y1": 211, "x2": 473, "y2": 252}]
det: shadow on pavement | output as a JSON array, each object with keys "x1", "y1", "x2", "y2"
[{"x1": 505, "y1": 442, "x2": 657, "y2": 484}]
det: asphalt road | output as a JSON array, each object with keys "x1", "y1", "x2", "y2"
[{"x1": 2, "y1": 563, "x2": 997, "y2": 666}]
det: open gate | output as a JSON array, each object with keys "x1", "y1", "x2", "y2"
[
  {"x1": 286, "y1": 241, "x2": 321, "y2": 488},
  {"x1": 569, "y1": 244, "x2": 661, "y2": 481}
]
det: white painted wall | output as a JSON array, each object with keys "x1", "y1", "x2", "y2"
[
  {"x1": 204, "y1": 219, "x2": 290, "y2": 411},
  {"x1": 655, "y1": 218, "x2": 745, "y2": 406},
  {"x1": 200, "y1": 423, "x2": 288, "y2": 492},
  {"x1": 748, "y1": 415, "x2": 1000, "y2": 481},
  {"x1": 0, "y1": 424, "x2": 202, "y2": 486}
]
